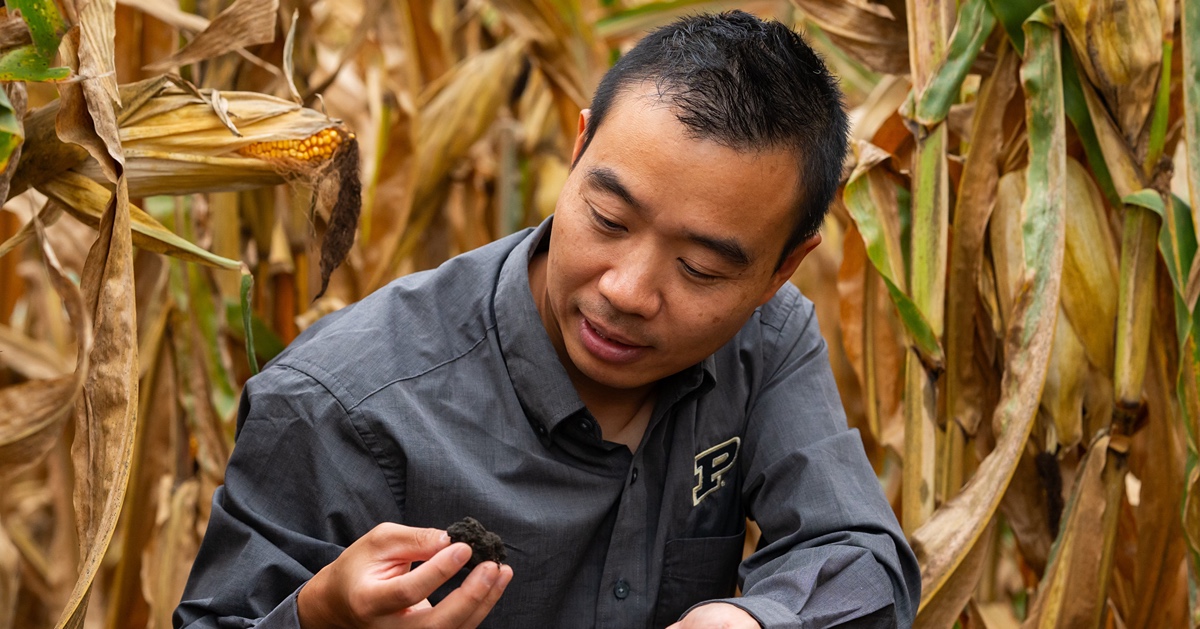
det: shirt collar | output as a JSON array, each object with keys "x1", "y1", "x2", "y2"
[{"x1": 494, "y1": 216, "x2": 717, "y2": 439}]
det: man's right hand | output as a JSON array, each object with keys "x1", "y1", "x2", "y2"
[{"x1": 297, "y1": 523, "x2": 513, "y2": 629}]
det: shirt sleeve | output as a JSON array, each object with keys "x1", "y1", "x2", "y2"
[
  {"x1": 707, "y1": 292, "x2": 921, "y2": 629},
  {"x1": 174, "y1": 363, "x2": 404, "y2": 629}
]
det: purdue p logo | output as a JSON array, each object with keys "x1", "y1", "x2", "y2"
[{"x1": 692, "y1": 437, "x2": 740, "y2": 506}]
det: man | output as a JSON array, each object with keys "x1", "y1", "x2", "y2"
[{"x1": 176, "y1": 11, "x2": 920, "y2": 629}]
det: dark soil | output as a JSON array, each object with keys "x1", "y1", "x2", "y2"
[{"x1": 447, "y1": 517, "x2": 506, "y2": 568}]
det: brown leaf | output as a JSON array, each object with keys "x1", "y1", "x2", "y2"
[
  {"x1": 0, "y1": 524, "x2": 17, "y2": 629},
  {"x1": 373, "y1": 37, "x2": 528, "y2": 287},
  {"x1": 56, "y1": 178, "x2": 137, "y2": 629},
  {"x1": 0, "y1": 217, "x2": 92, "y2": 482},
  {"x1": 56, "y1": 0, "x2": 125, "y2": 184},
  {"x1": 1123, "y1": 349, "x2": 1189, "y2": 629},
  {"x1": 141, "y1": 476, "x2": 200, "y2": 629},
  {"x1": 38, "y1": 171, "x2": 240, "y2": 269},
  {"x1": 998, "y1": 448, "x2": 1055, "y2": 574},
  {"x1": 0, "y1": 322, "x2": 70, "y2": 380},
  {"x1": 1022, "y1": 435, "x2": 1125, "y2": 629},
  {"x1": 791, "y1": 0, "x2": 910, "y2": 75},
  {"x1": 914, "y1": 520, "x2": 996, "y2": 627},
  {"x1": 116, "y1": 0, "x2": 208, "y2": 33},
  {"x1": 144, "y1": 0, "x2": 279, "y2": 71},
  {"x1": 946, "y1": 42, "x2": 1019, "y2": 437}
]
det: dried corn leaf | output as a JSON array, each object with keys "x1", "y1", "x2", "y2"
[
  {"x1": 376, "y1": 37, "x2": 527, "y2": 283},
  {"x1": 1186, "y1": 464, "x2": 1199, "y2": 575},
  {"x1": 0, "y1": 525, "x2": 15, "y2": 629},
  {"x1": 490, "y1": 0, "x2": 590, "y2": 108},
  {"x1": 1022, "y1": 435, "x2": 1125, "y2": 629},
  {"x1": 56, "y1": 177, "x2": 137, "y2": 629},
  {"x1": 39, "y1": 171, "x2": 239, "y2": 269},
  {"x1": 0, "y1": 215, "x2": 90, "y2": 482},
  {"x1": 946, "y1": 43, "x2": 1018, "y2": 436},
  {"x1": 0, "y1": 323, "x2": 70, "y2": 379},
  {"x1": 914, "y1": 520, "x2": 995, "y2": 627},
  {"x1": 1057, "y1": 0, "x2": 1163, "y2": 143},
  {"x1": 998, "y1": 449, "x2": 1055, "y2": 574},
  {"x1": 850, "y1": 75, "x2": 910, "y2": 142},
  {"x1": 56, "y1": 0, "x2": 123, "y2": 184},
  {"x1": 791, "y1": 0, "x2": 909, "y2": 75},
  {"x1": 1081, "y1": 78, "x2": 1146, "y2": 198},
  {"x1": 913, "y1": 6, "x2": 1065, "y2": 613},
  {"x1": 116, "y1": 0, "x2": 208, "y2": 32},
  {"x1": 145, "y1": 0, "x2": 277, "y2": 71},
  {"x1": 141, "y1": 476, "x2": 200, "y2": 629}
]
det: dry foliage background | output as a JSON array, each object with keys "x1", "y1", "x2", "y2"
[{"x1": 0, "y1": 0, "x2": 1198, "y2": 627}]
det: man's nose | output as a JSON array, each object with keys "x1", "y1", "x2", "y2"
[{"x1": 597, "y1": 254, "x2": 663, "y2": 319}]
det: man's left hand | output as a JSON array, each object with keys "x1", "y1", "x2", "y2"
[{"x1": 666, "y1": 602, "x2": 760, "y2": 628}]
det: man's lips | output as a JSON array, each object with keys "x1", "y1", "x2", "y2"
[
  {"x1": 583, "y1": 317, "x2": 646, "y2": 348},
  {"x1": 578, "y1": 317, "x2": 650, "y2": 365}
]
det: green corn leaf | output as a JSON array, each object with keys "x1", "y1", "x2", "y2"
[
  {"x1": 8, "y1": 0, "x2": 67, "y2": 62},
  {"x1": 1061, "y1": 45, "x2": 1120, "y2": 207},
  {"x1": 0, "y1": 45, "x2": 71, "y2": 82},
  {"x1": 985, "y1": 0, "x2": 1042, "y2": 54},
  {"x1": 912, "y1": 0, "x2": 996, "y2": 125},
  {"x1": 239, "y1": 271, "x2": 260, "y2": 376},
  {"x1": 1145, "y1": 39, "x2": 1173, "y2": 172},
  {"x1": 1124, "y1": 189, "x2": 1167, "y2": 216}
]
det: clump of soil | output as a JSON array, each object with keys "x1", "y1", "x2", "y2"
[{"x1": 447, "y1": 517, "x2": 506, "y2": 568}]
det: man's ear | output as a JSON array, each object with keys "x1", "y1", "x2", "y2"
[
  {"x1": 570, "y1": 109, "x2": 592, "y2": 165},
  {"x1": 757, "y1": 233, "x2": 822, "y2": 307}
]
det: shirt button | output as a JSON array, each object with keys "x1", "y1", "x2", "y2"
[
  {"x1": 578, "y1": 419, "x2": 591, "y2": 432},
  {"x1": 536, "y1": 425, "x2": 547, "y2": 436},
  {"x1": 630, "y1": 467, "x2": 639, "y2": 484},
  {"x1": 614, "y1": 579, "x2": 630, "y2": 600}
]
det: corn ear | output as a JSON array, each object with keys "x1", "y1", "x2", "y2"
[
  {"x1": 1057, "y1": 0, "x2": 1164, "y2": 141},
  {"x1": 15, "y1": 76, "x2": 357, "y2": 198},
  {"x1": 1059, "y1": 158, "x2": 1119, "y2": 373}
]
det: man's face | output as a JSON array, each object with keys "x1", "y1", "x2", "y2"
[{"x1": 535, "y1": 86, "x2": 819, "y2": 393}]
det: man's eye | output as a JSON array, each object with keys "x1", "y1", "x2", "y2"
[
  {"x1": 680, "y1": 260, "x2": 719, "y2": 281},
  {"x1": 590, "y1": 208, "x2": 624, "y2": 232}
]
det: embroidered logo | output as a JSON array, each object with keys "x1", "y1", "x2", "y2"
[{"x1": 692, "y1": 437, "x2": 740, "y2": 506}]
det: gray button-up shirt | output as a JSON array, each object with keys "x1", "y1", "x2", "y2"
[{"x1": 175, "y1": 218, "x2": 920, "y2": 629}]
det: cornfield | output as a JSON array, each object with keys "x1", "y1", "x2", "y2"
[{"x1": 0, "y1": 0, "x2": 1196, "y2": 627}]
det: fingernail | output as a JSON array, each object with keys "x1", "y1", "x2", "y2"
[
  {"x1": 453, "y1": 544, "x2": 472, "y2": 563},
  {"x1": 481, "y1": 563, "x2": 499, "y2": 586},
  {"x1": 438, "y1": 532, "x2": 451, "y2": 545}
]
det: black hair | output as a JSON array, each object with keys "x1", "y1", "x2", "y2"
[{"x1": 576, "y1": 11, "x2": 849, "y2": 269}]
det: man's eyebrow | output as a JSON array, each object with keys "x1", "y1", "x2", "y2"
[
  {"x1": 585, "y1": 166, "x2": 752, "y2": 268},
  {"x1": 585, "y1": 167, "x2": 643, "y2": 210},
  {"x1": 685, "y1": 231, "x2": 752, "y2": 268}
]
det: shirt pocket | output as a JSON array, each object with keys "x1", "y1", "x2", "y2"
[{"x1": 652, "y1": 528, "x2": 745, "y2": 628}]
